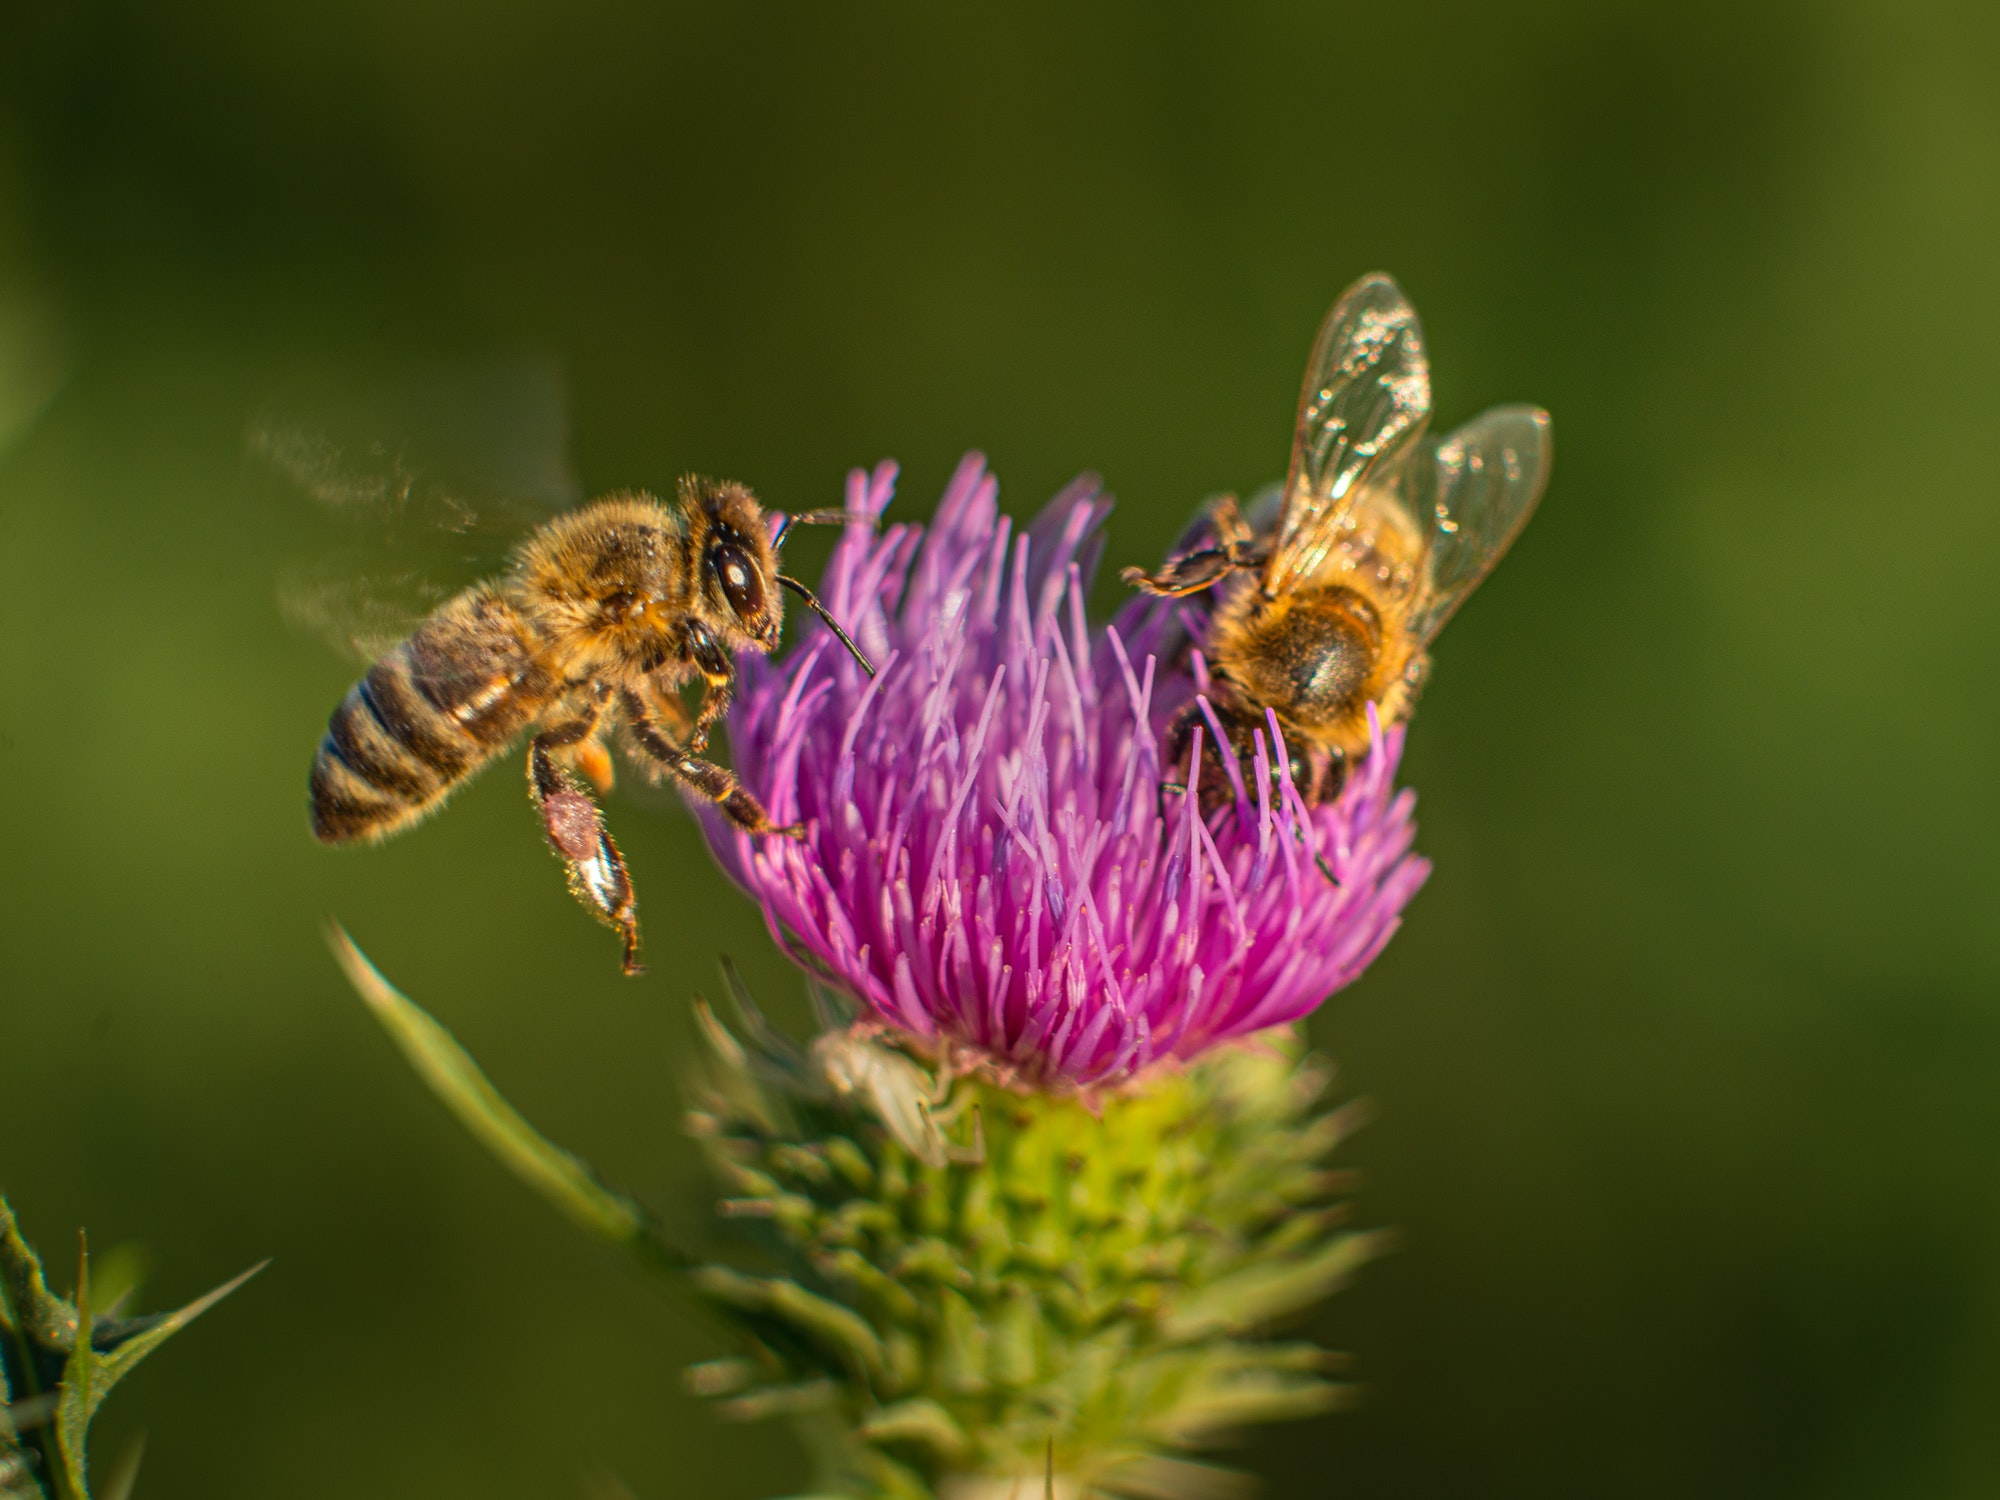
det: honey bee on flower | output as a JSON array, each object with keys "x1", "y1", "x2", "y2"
[{"x1": 1125, "y1": 273, "x2": 1551, "y2": 807}]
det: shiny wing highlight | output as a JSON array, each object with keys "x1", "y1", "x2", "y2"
[
  {"x1": 1406, "y1": 404, "x2": 1551, "y2": 647},
  {"x1": 1264, "y1": 274, "x2": 1433, "y2": 597}
]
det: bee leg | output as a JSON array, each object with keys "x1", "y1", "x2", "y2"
[
  {"x1": 684, "y1": 667, "x2": 733, "y2": 758},
  {"x1": 554, "y1": 682, "x2": 630, "y2": 795},
  {"x1": 618, "y1": 688, "x2": 802, "y2": 839},
  {"x1": 1209, "y1": 492, "x2": 1254, "y2": 550},
  {"x1": 678, "y1": 628, "x2": 738, "y2": 757},
  {"x1": 1305, "y1": 747, "x2": 1348, "y2": 806},
  {"x1": 1120, "y1": 494, "x2": 1262, "y2": 597},
  {"x1": 1154, "y1": 698, "x2": 1207, "y2": 821},
  {"x1": 1121, "y1": 550, "x2": 1239, "y2": 598},
  {"x1": 627, "y1": 679, "x2": 697, "y2": 759},
  {"x1": 529, "y1": 724, "x2": 642, "y2": 976},
  {"x1": 1296, "y1": 748, "x2": 1348, "y2": 888}
]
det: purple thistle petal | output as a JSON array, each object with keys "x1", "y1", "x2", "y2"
[{"x1": 702, "y1": 456, "x2": 1430, "y2": 1090}]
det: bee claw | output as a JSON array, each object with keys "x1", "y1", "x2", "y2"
[{"x1": 1315, "y1": 852, "x2": 1342, "y2": 887}]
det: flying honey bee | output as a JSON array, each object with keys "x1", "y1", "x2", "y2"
[
  {"x1": 275, "y1": 391, "x2": 875, "y2": 976},
  {"x1": 1123, "y1": 273, "x2": 1552, "y2": 806}
]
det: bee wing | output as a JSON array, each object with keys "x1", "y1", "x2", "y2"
[
  {"x1": 253, "y1": 360, "x2": 581, "y2": 665},
  {"x1": 275, "y1": 562, "x2": 457, "y2": 666},
  {"x1": 1263, "y1": 274, "x2": 1433, "y2": 597},
  {"x1": 1404, "y1": 404, "x2": 1552, "y2": 647}
]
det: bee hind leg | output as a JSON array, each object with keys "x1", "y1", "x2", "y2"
[{"x1": 529, "y1": 725, "x2": 642, "y2": 976}]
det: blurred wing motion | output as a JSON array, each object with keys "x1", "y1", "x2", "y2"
[
  {"x1": 1406, "y1": 404, "x2": 1551, "y2": 646},
  {"x1": 252, "y1": 359, "x2": 581, "y2": 663},
  {"x1": 1264, "y1": 274, "x2": 1433, "y2": 597}
]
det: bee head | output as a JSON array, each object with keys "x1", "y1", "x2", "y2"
[{"x1": 682, "y1": 477, "x2": 783, "y2": 650}]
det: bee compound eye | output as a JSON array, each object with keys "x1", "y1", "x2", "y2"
[{"x1": 709, "y1": 542, "x2": 766, "y2": 623}]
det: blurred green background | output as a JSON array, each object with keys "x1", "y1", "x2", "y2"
[{"x1": 3, "y1": 1, "x2": 1998, "y2": 1495}]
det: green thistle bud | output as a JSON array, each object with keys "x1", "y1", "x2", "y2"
[
  {"x1": 681, "y1": 980, "x2": 1385, "y2": 1499},
  {"x1": 339, "y1": 932, "x2": 1384, "y2": 1500}
]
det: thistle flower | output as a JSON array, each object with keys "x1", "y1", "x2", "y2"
[
  {"x1": 338, "y1": 454, "x2": 1419, "y2": 1498},
  {"x1": 704, "y1": 454, "x2": 1430, "y2": 1089}
]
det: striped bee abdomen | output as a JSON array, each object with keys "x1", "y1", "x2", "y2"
[{"x1": 310, "y1": 586, "x2": 549, "y2": 844}]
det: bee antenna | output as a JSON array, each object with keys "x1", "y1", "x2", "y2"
[
  {"x1": 777, "y1": 574, "x2": 876, "y2": 678},
  {"x1": 772, "y1": 508, "x2": 878, "y2": 551}
]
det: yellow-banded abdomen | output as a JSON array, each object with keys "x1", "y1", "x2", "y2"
[{"x1": 310, "y1": 585, "x2": 551, "y2": 844}]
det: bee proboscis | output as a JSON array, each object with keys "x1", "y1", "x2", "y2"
[
  {"x1": 307, "y1": 476, "x2": 874, "y2": 975},
  {"x1": 1123, "y1": 272, "x2": 1552, "y2": 807}
]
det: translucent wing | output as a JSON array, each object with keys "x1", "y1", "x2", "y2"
[
  {"x1": 251, "y1": 360, "x2": 581, "y2": 663},
  {"x1": 1264, "y1": 274, "x2": 1433, "y2": 597},
  {"x1": 1405, "y1": 404, "x2": 1551, "y2": 647}
]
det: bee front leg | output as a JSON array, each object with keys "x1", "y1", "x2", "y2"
[
  {"x1": 684, "y1": 665, "x2": 733, "y2": 758},
  {"x1": 1207, "y1": 491, "x2": 1256, "y2": 551},
  {"x1": 1120, "y1": 493, "x2": 1262, "y2": 598},
  {"x1": 529, "y1": 709, "x2": 642, "y2": 975},
  {"x1": 679, "y1": 623, "x2": 737, "y2": 757},
  {"x1": 646, "y1": 682, "x2": 697, "y2": 744},
  {"x1": 1121, "y1": 549, "x2": 1239, "y2": 598},
  {"x1": 618, "y1": 687, "x2": 801, "y2": 839}
]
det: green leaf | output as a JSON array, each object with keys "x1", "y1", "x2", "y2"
[
  {"x1": 331, "y1": 925, "x2": 683, "y2": 1268},
  {"x1": 713, "y1": 1378, "x2": 838, "y2": 1423},
  {"x1": 0, "y1": 1200, "x2": 76, "y2": 1354},
  {"x1": 0, "y1": 1393, "x2": 53, "y2": 1500},
  {"x1": 1, "y1": 1394, "x2": 56, "y2": 1434},
  {"x1": 83, "y1": 1247, "x2": 150, "y2": 1325},
  {"x1": 0, "y1": 1444, "x2": 45, "y2": 1500},
  {"x1": 51, "y1": 1237, "x2": 92, "y2": 1500},
  {"x1": 1147, "y1": 1350, "x2": 1348, "y2": 1440},
  {"x1": 988, "y1": 1284, "x2": 1040, "y2": 1390},
  {"x1": 688, "y1": 1267, "x2": 885, "y2": 1382},
  {"x1": 83, "y1": 1261, "x2": 265, "y2": 1427},
  {"x1": 95, "y1": 1435, "x2": 145, "y2": 1500},
  {"x1": 0, "y1": 1205, "x2": 249, "y2": 1500},
  {"x1": 1158, "y1": 1230, "x2": 1389, "y2": 1344},
  {"x1": 578, "y1": 1468, "x2": 641, "y2": 1500},
  {"x1": 858, "y1": 1398, "x2": 969, "y2": 1461},
  {"x1": 1099, "y1": 1453, "x2": 1255, "y2": 1500}
]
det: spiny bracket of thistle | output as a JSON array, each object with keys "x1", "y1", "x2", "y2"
[
  {"x1": 682, "y1": 972, "x2": 1389, "y2": 1500},
  {"x1": 0, "y1": 1195, "x2": 261, "y2": 1500},
  {"x1": 335, "y1": 930, "x2": 1386, "y2": 1500}
]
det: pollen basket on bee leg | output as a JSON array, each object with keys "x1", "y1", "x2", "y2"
[
  {"x1": 542, "y1": 790, "x2": 603, "y2": 861},
  {"x1": 573, "y1": 739, "x2": 616, "y2": 793}
]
